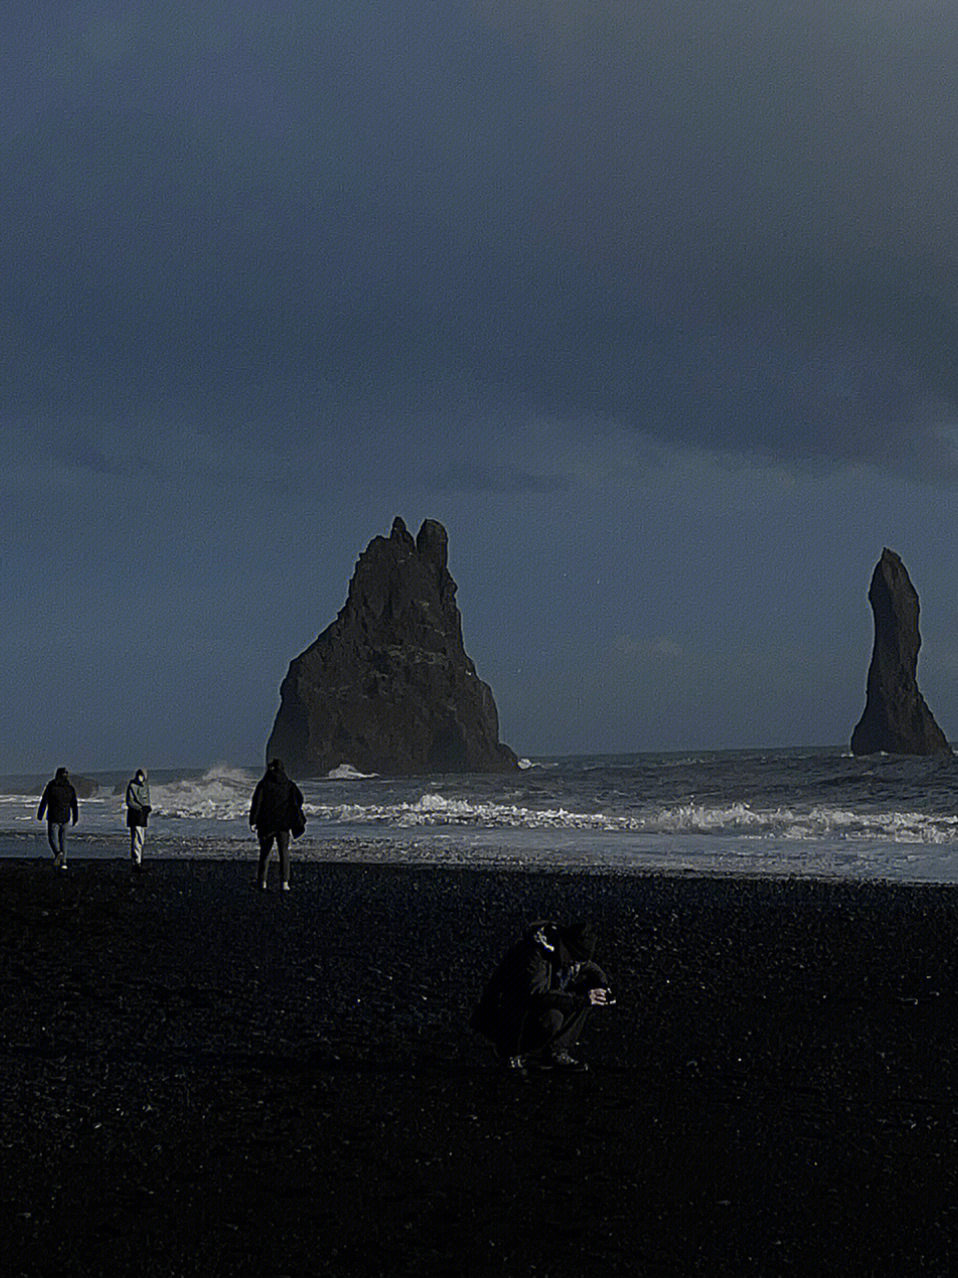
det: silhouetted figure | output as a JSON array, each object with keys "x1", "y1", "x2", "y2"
[
  {"x1": 125, "y1": 768, "x2": 151, "y2": 869},
  {"x1": 471, "y1": 920, "x2": 613, "y2": 1073},
  {"x1": 249, "y1": 759, "x2": 305, "y2": 891},
  {"x1": 37, "y1": 767, "x2": 79, "y2": 871}
]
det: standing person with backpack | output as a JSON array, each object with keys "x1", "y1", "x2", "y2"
[
  {"x1": 249, "y1": 759, "x2": 306, "y2": 892},
  {"x1": 125, "y1": 768, "x2": 151, "y2": 870},
  {"x1": 37, "y1": 767, "x2": 79, "y2": 871}
]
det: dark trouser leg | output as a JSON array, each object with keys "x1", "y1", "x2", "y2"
[
  {"x1": 519, "y1": 1005, "x2": 590, "y2": 1058},
  {"x1": 276, "y1": 830, "x2": 291, "y2": 886},
  {"x1": 551, "y1": 1003, "x2": 590, "y2": 1051},
  {"x1": 257, "y1": 833, "x2": 275, "y2": 887}
]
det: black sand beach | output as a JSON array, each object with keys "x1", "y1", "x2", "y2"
[{"x1": 1, "y1": 858, "x2": 956, "y2": 1276}]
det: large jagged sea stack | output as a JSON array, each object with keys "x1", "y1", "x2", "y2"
[
  {"x1": 267, "y1": 518, "x2": 519, "y2": 776},
  {"x1": 850, "y1": 548, "x2": 951, "y2": 756}
]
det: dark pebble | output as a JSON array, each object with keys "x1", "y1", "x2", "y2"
[{"x1": 1, "y1": 858, "x2": 956, "y2": 1275}]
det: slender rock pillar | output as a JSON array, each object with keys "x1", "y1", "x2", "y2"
[{"x1": 850, "y1": 548, "x2": 951, "y2": 756}]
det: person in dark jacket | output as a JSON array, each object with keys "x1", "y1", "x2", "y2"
[
  {"x1": 125, "y1": 768, "x2": 151, "y2": 869},
  {"x1": 249, "y1": 759, "x2": 305, "y2": 891},
  {"x1": 37, "y1": 767, "x2": 79, "y2": 870},
  {"x1": 471, "y1": 920, "x2": 613, "y2": 1072}
]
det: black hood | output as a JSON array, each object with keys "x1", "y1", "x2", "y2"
[{"x1": 558, "y1": 922, "x2": 597, "y2": 963}]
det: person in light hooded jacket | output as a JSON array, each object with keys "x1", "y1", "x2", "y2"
[{"x1": 125, "y1": 768, "x2": 151, "y2": 868}]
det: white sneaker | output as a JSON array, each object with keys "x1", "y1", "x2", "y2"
[{"x1": 281, "y1": 882, "x2": 290, "y2": 892}]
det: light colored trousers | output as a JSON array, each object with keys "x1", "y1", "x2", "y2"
[{"x1": 47, "y1": 822, "x2": 68, "y2": 860}]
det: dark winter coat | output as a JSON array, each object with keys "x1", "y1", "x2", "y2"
[
  {"x1": 250, "y1": 766, "x2": 305, "y2": 836},
  {"x1": 37, "y1": 772, "x2": 79, "y2": 825},
  {"x1": 471, "y1": 924, "x2": 609, "y2": 1056}
]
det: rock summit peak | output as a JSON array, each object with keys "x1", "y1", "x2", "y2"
[{"x1": 267, "y1": 518, "x2": 518, "y2": 776}]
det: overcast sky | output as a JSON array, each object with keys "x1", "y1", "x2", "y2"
[{"x1": 3, "y1": 1, "x2": 957, "y2": 772}]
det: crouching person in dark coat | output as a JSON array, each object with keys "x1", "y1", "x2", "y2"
[
  {"x1": 250, "y1": 759, "x2": 306, "y2": 892},
  {"x1": 471, "y1": 920, "x2": 613, "y2": 1073}
]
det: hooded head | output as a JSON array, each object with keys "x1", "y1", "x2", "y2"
[
  {"x1": 526, "y1": 920, "x2": 559, "y2": 952},
  {"x1": 135, "y1": 769, "x2": 147, "y2": 783},
  {"x1": 55, "y1": 767, "x2": 69, "y2": 780},
  {"x1": 558, "y1": 922, "x2": 597, "y2": 963},
  {"x1": 268, "y1": 758, "x2": 286, "y2": 777}
]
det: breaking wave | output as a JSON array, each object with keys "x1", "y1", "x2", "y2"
[
  {"x1": 301, "y1": 793, "x2": 958, "y2": 844},
  {"x1": 4, "y1": 750, "x2": 958, "y2": 883},
  {"x1": 149, "y1": 765, "x2": 258, "y2": 821}
]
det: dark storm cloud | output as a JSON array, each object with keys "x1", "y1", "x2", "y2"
[
  {"x1": 434, "y1": 461, "x2": 570, "y2": 494},
  {"x1": 476, "y1": 0, "x2": 958, "y2": 475},
  {"x1": 4, "y1": 2, "x2": 958, "y2": 478}
]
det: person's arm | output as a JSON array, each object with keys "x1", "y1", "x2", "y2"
[
  {"x1": 522, "y1": 950, "x2": 582, "y2": 1013},
  {"x1": 288, "y1": 783, "x2": 307, "y2": 835},
  {"x1": 70, "y1": 788, "x2": 78, "y2": 824},
  {"x1": 249, "y1": 781, "x2": 262, "y2": 828},
  {"x1": 573, "y1": 960, "x2": 611, "y2": 989},
  {"x1": 37, "y1": 786, "x2": 48, "y2": 821},
  {"x1": 568, "y1": 959, "x2": 613, "y2": 1002}
]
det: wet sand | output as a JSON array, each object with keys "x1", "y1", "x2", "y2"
[{"x1": 1, "y1": 857, "x2": 956, "y2": 1276}]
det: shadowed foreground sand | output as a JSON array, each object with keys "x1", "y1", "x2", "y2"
[{"x1": 0, "y1": 858, "x2": 956, "y2": 1276}]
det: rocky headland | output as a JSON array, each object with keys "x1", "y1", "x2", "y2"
[
  {"x1": 267, "y1": 517, "x2": 518, "y2": 776},
  {"x1": 851, "y1": 548, "x2": 951, "y2": 756}
]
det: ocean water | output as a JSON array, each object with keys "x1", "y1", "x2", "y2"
[{"x1": 3, "y1": 748, "x2": 958, "y2": 882}]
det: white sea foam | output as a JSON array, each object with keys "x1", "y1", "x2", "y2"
[
  {"x1": 326, "y1": 764, "x2": 378, "y2": 780},
  {"x1": 3, "y1": 749, "x2": 958, "y2": 882},
  {"x1": 3, "y1": 770, "x2": 957, "y2": 847},
  {"x1": 150, "y1": 764, "x2": 258, "y2": 821},
  {"x1": 298, "y1": 792, "x2": 958, "y2": 844},
  {"x1": 0, "y1": 793, "x2": 39, "y2": 824}
]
